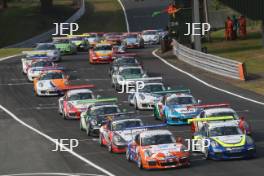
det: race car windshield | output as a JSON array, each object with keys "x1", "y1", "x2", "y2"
[
  {"x1": 31, "y1": 61, "x2": 53, "y2": 67},
  {"x1": 112, "y1": 120, "x2": 143, "y2": 131},
  {"x1": 36, "y1": 44, "x2": 56, "y2": 50},
  {"x1": 68, "y1": 93, "x2": 93, "y2": 101},
  {"x1": 143, "y1": 31, "x2": 157, "y2": 35},
  {"x1": 91, "y1": 106, "x2": 119, "y2": 116},
  {"x1": 120, "y1": 68, "x2": 142, "y2": 76},
  {"x1": 141, "y1": 134, "x2": 175, "y2": 146},
  {"x1": 40, "y1": 72, "x2": 63, "y2": 80},
  {"x1": 94, "y1": 45, "x2": 112, "y2": 51},
  {"x1": 207, "y1": 112, "x2": 239, "y2": 119},
  {"x1": 167, "y1": 97, "x2": 196, "y2": 105},
  {"x1": 140, "y1": 84, "x2": 164, "y2": 93},
  {"x1": 209, "y1": 126, "x2": 243, "y2": 137}
]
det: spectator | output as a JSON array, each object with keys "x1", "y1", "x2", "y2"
[
  {"x1": 232, "y1": 15, "x2": 238, "y2": 40},
  {"x1": 225, "y1": 16, "x2": 233, "y2": 40},
  {"x1": 238, "y1": 15, "x2": 247, "y2": 38}
]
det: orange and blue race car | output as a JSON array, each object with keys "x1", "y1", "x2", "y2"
[
  {"x1": 33, "y1": 68, "x2": 69, "y2": 96},
  {"x1": 89, "y1": 43, "x2": 113, "y2": 64},
  {"x1": 126, "y1": 129, "x2": 190, "y2": 169}
]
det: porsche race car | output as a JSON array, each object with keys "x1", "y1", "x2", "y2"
[
  {"x1": 58, "y1": 85, "x2": 96, "y2": 119},
  {"x1": 189, "y1": 118, "x2": 256, "y2": 160},
  {"x1": 33, "y1": 69, "x2": 69, "y2": 96},
  {"x1": 80, "y1": 99, "x2": 120, "y2": 136},
  {"x1": 153, "y1": 89, "x2": 201, "y2": 125},
  {"x1": 53, "y1": 37, "x2": 77, "y2": 55},
  {"x1": 26, "y1": 60, "x2": 56, "y2": 81},
  {"x1": 68, "y1": 35, "x2": 89, "y2": 51},
  {"x1": 141, "y1": 30, "x2": 160, "y2": 45},
  {"x1": 89, "y1": 43, "x2": 113, "y2": 64},
  {"x1": 99, "y1": 117, "x2": 145, "y2": 153},
  {"x1": 126, "y1": 129, "x2": 190, "y2": 169},
  {"x1": 34, "y1": 43, "x2": 61, "y2": 61},
  {"x1": 122, "y1": 33, "x2": 144, "y2": 49}
]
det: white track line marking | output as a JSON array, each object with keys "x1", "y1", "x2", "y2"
[
  {"x1": 0, "y1": 54, "x2": 22, "y2": 62},
  {"x1": 0, "y1": 82, "x2": 32, "y2": 86},
  {"x1": 117, "y1": 0, "x2": 130, "y2": 32},
  {"x1": 0, "y1": 105, "x2": 115, "y2": 176},
  {"x1": 0, "y1": 173, "x2": 105, "y2": 176},
  {"x1": 152, "y1": 49, "x2": 264, "y2": 106}
]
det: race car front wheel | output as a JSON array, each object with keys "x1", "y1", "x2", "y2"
[
  {"x1": 86, "y1": 123, "x2": 91, "y2": 136},
  {"x1": 99, "y1": 134, "x2": 104, "y2": 147},
  {"x1": 108, "y1": 143, "x2": 113, "y2": 153},
  {"x1": 137, "y1": 155, "x2": 143, "y2": 169},
  {"x1": 126, "y1": 149, "x2": 131, "y2": 162}
]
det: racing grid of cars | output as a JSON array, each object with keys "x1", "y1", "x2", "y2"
[{"x1": 20, "y1": 30, "x2": 256, "y2": 170}]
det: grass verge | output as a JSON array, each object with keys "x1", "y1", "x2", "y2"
[
  {"x1": 0, "y1": 0, "x2": 75, "y2": 47},
  {"x1": 203, "y1": 27, "x2": 264, "y2": 95},
  {"x1": 0, "y1": 48, "x2": 32, "y2": 58}
]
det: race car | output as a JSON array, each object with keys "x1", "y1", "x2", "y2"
[
  {"x1": 33, "y1": 69, "x2": 69, "y2": 96},
  {"x1": 26, "y1": 60, "x2": 56, "y2": 81},
  {"x1": 34, "y1": 43, "x2": 61, "y2": 61},
  {"x1": 189, "y1": 118, "x2": 256, "y2": 160},
  {"x1": 141, "y1": 30, "x2": 160, "y2": 45},
  {"x1": 128, "y1": 81, "x2": 167, "y2": 110},
  {"x1": 21, "y1": 51, "x2": 50, "y2": 74},
  {"x1": 111, "y1": 66, "x2": 147, "y2": 91},
  {"x1": 53, "y1": 37, "x2": 77, "y2": 55},
  {"x1": 89, "y1": 43, "x2": 113, "y2": 64},
  {"x1": 122, "y1": 33, "x2": 144, "y2": 49},
  {"x1": 153, "y1": 89, "x2": 201, "y2": 125},
  {"x1": 126, "y1": 129, "x2": 190, "y2": 169},
  {"x1": 80, "y1": 99, "x2": 120, "y2": 136},
  {"x1": 99, "y1": 117, "x2": 145, "y2": 153},
  {"x1": 58, "y1": 85, "x2": 96, "y2": 119},
  {"x1": 108, "y1": 55, "x2": 140, "y2": 76},
  {"x1": 68, "y1": 35, "x2": 89, "y2": 51},
  {"x1": 83, "y1": 32, "x2": 102, "y2": 47},
  {"x1": 103, "y1": 33, "x2": 123, "y2": 45},
  {"x1": 189, "y1": 103, "x2": 252, "y2": 135}
]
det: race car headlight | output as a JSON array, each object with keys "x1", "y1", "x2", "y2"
[
  {"x1": 91, "y1": 119, "x2": 97, "y2": 126},
  {"x1": 211, "y1": 140, "x2": 220, "y2": 148},
  {"x1": 144, "y1": 150, "x2": 152, "y2": 158},
  {"x1": 139, "y1": 94, "x2": 145, "y2": 100},
  {"x1": 38, "y1": 82, "x2": 44, "y2": 87},
  {"x1": 246, "y1": 136, "x2": 254, "y2": 145},
  {"x1": 113, "y1": 135, "x2": 125, "y2": 144}
]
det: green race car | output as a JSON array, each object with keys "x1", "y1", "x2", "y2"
[
  {"x1": 53, "y1": 37, "x2": 77, "y2": 55},
  {"x1": 68, "y1": 35, "x2": 90, "y2": 51}
]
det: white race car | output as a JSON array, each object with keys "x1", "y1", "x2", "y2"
[
  {"x1": 34, "y1": 43, "x2": 61, "y2": 62},
  {"x1": 58, "y1": 87, "x2": 96, "y2": 119},
  {"x1": 141, "y1": 30, "x2": 160, "y2": 45},
  {"x1": 26, "y1": 60, "x2": 56, "y2": 81},
  {"x1": 21, "y1": 51, "x2": 50, "y2": 74},
  {"x1": 128, "y1": 82, "x2": 165, "y2": 110},
  {"x1": 191, "y1": 104, "x2": 251, "y2": 135},
  {"x1": 111, "y1": 66, "x2": 146, "y2": 91}
]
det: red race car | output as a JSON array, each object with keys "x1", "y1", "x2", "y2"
[{"x1": 89, "y1": 43, "x2": 113, "y2": 64}]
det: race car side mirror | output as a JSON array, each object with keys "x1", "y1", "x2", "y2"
[
  {"x1": 197, "y1": 99, "x2": 202, "y2": 104},
  {"x1": 96, "y1": 95, "x2": 101, "y2": 99},
  {"x1": 167, "y1": 86, "x2": 171, "y2": 90}
]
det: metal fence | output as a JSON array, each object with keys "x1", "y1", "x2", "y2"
[
  {"x1": 172, "y1": 39, "x2": 246, "y2": 80},
  {"x1": 5, "y1": 0, "x2": 85, "y2": 48}
]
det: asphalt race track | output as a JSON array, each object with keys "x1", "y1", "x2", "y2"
[{"x1": 0, "y1": 1, "x2": 264, "y2": 176}]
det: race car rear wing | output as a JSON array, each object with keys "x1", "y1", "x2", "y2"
[
  {"x1": 126, "y1": 77, "x2": 163, "y2": 82},
  {"x1": 31, "y1": 66, "x2": 61, "y2": 72},
  {"x1": 187, "y1": 103, "x2": 230, "y2": 110},
  {"x1": 125, "y1": 123, "x2": 167, "y2": 131},
  {"x1": 112, "y1": 53, "x2": 137, "y2": 58},
  {"x1": 32, "y1": 67, "x2": 65, "y2": 72},
  {"x1": 22, "y1": 51, "x2": 48, "y2": 56},
  {"x1": 59, "y1": 84, "x2": 95, "y2": 91},
  {"x1": 187, "y1": 116, "x2": 234, "y2": 124},
  {"x1": 152, "y1": 88, "x2": 191, "y2": 95},
  {"x1": 76, "y1": 98, "x2": 117, "y2": 105}
]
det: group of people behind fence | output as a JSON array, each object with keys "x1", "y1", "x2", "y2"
[{"x1": 225, "y1": 15, "x2": 247, "y2": 40}]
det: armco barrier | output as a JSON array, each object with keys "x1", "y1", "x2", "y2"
[
  {"x1": 5, "y1": 0, "x2": 85, "y2": 48},
  {"x1": 172, "y1": 39, "x2": 246, "y2": 80}
]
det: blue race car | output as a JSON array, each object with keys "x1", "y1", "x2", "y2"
[{"x1": 153, "y1": 89, "x2": 201, "y2": 125}]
